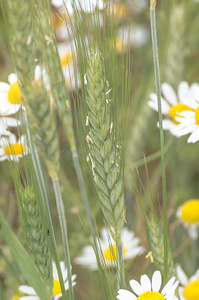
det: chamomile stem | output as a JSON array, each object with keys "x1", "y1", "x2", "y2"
[
  {"x1": 52, "y1": 178, "x2": 74, "y2": 300},
  {"x1": 27, "y1": 123, "x2": 68, "y2": 300},
  {"x1": 150, "y1": 1, "x2": 168, "y2": 283},
  {"x1": 116, "y1": 239, "x2": 125, "y2": 289}
]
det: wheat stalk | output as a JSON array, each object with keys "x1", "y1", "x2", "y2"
[
  {"x1": 20, "y1": 186, "x2": 53, "y2": 295},
  {"x1": 146, "y1": 217, "x2": 175, "y2": 279},
  {"x1": 85, "y1": 51, "x2": 125, "y2": 240}
]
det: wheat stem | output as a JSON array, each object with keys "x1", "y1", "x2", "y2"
[
  {"x1": 26, "y1": 121, "x2": 68, "y2": 300},
  {"x1": 150, "y1": 3, "x2": 168, "y2": 283},
  {"x1": 52, "y1": 179, "x2": 74, "y2": 300},
  {"x1": 116, "y1": 241, "x2": 125, "y2": 289}
]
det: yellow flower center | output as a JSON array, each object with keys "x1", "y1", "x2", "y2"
[
  {"x1": 181, "y1": 199, "x2": 199, "y2": 224},
  {"x1": 168, "y1": 103, "x2": 194, "y2": 124},
  {"x1": 12, "y1": 296, "x2": 20, "y2": 300},
  {"x1": 195, "y1": 107, "x2": 199, "y2": 125},
  {"x1": 104, "y1": 244, "x2": 126, "y2": 261},
  {"x1": 60, "y1": 53, "x2": 73, "y2": 68},
  {"x1": 4, "y1": 143, "x2": 25, "y2": 156},
  {"x1": 7, "y1": 81, "x2": 22, "y2": 104},
  {"x1": 53, "y1": 279, "x2": 62, "y2": 296},
  {"x1": 183, "y1": 279, "x2": 199, "y2": 300},
  {"x1": 11, "y1": 292, "x2": 24, "y2": 300},
  {"x1": 137, "y1": 291, "x2": 164, "y2": 300}
]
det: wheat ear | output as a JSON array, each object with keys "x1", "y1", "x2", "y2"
[
  {"x1": 31, "y1": 0, "x2": 76, "y2": 149},
  {"x1": 85, "y1": 51, "x2": 125, "y2": 239},
  {"x1": 5, "y1": 0, "x2": 36, "y2": 83},
  {"x1": 20, "y1": 186, "x2": 53, "y2": 294},
  {"x1": 146, "y1": 217, "x2": 175, "y2": 279},
  {"x1": 23, "y1": 82, "x2": 60, "y2": 180}
]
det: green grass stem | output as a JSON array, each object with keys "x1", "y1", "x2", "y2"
[
  {"x1": 52, "y1": 178, "x2": 74, "y2": 300},
  {"x1": 150, "y1": 1, "x2": 168, "y2": 283}
]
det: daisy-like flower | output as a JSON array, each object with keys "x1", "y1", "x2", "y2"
[
  {"x1": 19, "y1": 262, "x2": 76, "y2": 300},
  {"x1": 176, "y1": 199, "x2": 199, "y2": 239},
  {"x1": 148, "y1": 82, "x2": 199, "y2": 137},
  {"x1": 74, "y1": 227, "x2": 144, "y2": 270},
  {"x1": 0, "y1": 133, "x2": 28, "y2": 161},
  {"x1": 0, "y1": 73, "x2": 23, "y2": 115},
  {"x1": 175, "y1": 91, "x2": 199, "y2": 143},
  {"x1": 117, "y1": 270, "x2": 179, "y2": 300},
  {"x1": 176, "y1": 265, "x2": 199, "y2": 300}
]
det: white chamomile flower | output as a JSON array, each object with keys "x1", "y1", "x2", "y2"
[
  {"x1": 19, "y1": 262, "x2": 76, "y2": 300},
  {"x1": 117, "y1": 270, "x2": 179, "y2": 300},
  {"x1": 175, "y1": 92, "x2": 199, "y2": 143},
  {"x1": 176, "y1": 199, "x2": 199, "y2": 239},
  {"x1": 74, "y1": 227, "x2": 144, "y2": 270},
  {"x1": 148, "y1": 82, "x2": 199, "y2": 137},
  {"x1": 176, "y1": 265, "x2": 199, "y2": 300},
  {"x1": 0, "y1": 73, "x2": 24, "y2": 116},
  {"x1": 0, "y1": 133, "x2": 28, "y2": 162}
]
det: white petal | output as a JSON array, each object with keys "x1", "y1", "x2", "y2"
[
  {"x1": 187, "y1": 225, "x2": 198, "y2": 239},
  {"x1": 178, "y1": 81, "x2": 190, "y2": 102},
  {"x1": 53, "y1": 262, "x2": 59, "y2": 280},
  {"x1": 148, "y1": 94, "x2": 170, "y2": 114},
  {"x1": 162, "y1": 83, "x2": 177, "y2": 105},
  {"x1": 51, "y1": 0, "x2": 65, "y2": 7},
  {"x1": 162, "y1": 119, "x2": 175, "y2": 130},
  {"x1": 0, "y1": 155, "x2": 7, "y2": 161},
  {"x1": 182, "y1": 98, "x2": 198, "y2": 109},
  {"x1": 117, "y1": 289, "x2": 136, "y2": 300},
  {"x1": 189, "y1": 269, "x2": 199, "y2": 281},
  {"x1": 19, "y1": 286, "x2": 36, "y2": 295},
  {"x1": 178, "y1": 125, "x2": 198, "y2": 136},
  {"x1": 0, "y1": 82, "x2": 10, "y2": 91},
  {"x1": 55, "y1": 293, "x2": 62, "y2": 300},
  {"x1": 161, "y1": 277, "x2": 176, "y2": 296},
  {"x1": 164, "y1": 281, "x2": 179, "y2": 299},
  {"x1": 140, "y1": 274, "x2": 151, "y2": 291},
  {"x1": 124, "y1": 246, "x2": 145, "y2": 259},
  {"x1": 8, "y1": 73, "x2": 17, "y2": 85},
  {"x1": 129, "y1": 279, "x2": 144, "y2": 295},
  {"x1": 179, "y1": 287, "x2": 186, "y2": 300},
  {"x1": 0, "y1": 117, "x2": 21, "y2": 128},
  {"x1": 152, "y1": 271, "x2": 162, "y2": 292},
  {"x1": 187, "y1": 128, "x2": 199, "y2": 143},
  {"x1": 176, "y1": 118, "x2": 195, "y2": 127},
  {"x1": 178, "y1": 111, "x2": 195, "y2": 117}
]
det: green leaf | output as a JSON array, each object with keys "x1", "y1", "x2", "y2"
[{"x1": 0, "y1": 213, "x2": 49, "y2": 300}]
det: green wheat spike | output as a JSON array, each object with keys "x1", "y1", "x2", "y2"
[
  {"x1": 85, "y1": 51, "x2": 125, "y2": 240},
  {"x1": 146, "y1": 217, "x2": 175, "y2": 279},
  {"x1": 20, "y1": 186, "x2": 53, "y2": 295}
]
